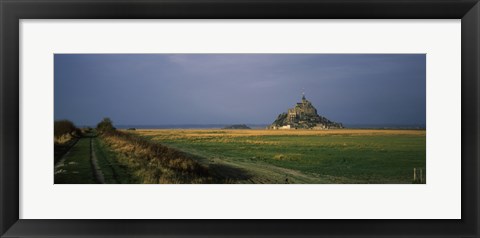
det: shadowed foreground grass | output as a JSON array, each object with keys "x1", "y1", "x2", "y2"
[{"x1": 54, "y1": 137, "x2": 96, "y2": 184}]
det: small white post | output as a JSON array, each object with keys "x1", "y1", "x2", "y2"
[
  {"x1": 413, "y1": 168, "x2": 417, "y2": 182},
  {"x1": 420, "y1": 169, "x2": 423, "y2": 183}
]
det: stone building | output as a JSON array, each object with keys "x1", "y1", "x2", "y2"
[{"x1": 269, "y1": 93, "x2": 344, "y2": 130}]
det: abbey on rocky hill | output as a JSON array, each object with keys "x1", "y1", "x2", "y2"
[{"x1": 268, "y1": 93, "x2": 344, "y2": 130}]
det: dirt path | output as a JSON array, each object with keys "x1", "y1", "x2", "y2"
[
  {"x1": 90, "y1": 137, "x2": 105, "y2": 184},
  {"x1": 207, "y1": 157, "x2": 334, "y2": 184}
]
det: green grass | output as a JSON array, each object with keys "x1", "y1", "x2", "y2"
[
  {"x1": 54, "y1": 137, "x2": 78, "y2": 164},
  {"x1": 54, "y1": 138, "x2": 96, "y2": 184},
  {"x1": 93, "y1": 137, "x2": 137, "y2": 184},
  {"x1": 136, "y1": 130, "x2": 426, "y2": 184},
  {"x1": 54, "y1": 131, "x2": 137, "y2": 184}
]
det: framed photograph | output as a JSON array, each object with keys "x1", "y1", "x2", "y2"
[{"x1": 1, "y1": 0, "x2": 479, "y2": 237}]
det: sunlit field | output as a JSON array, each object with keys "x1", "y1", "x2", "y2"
[{"x1": 130, "y1": 129, "x2": 426, "y2": 184}]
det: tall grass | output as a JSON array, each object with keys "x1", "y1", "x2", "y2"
[{"x1": 101, "y1": 130, "x2": 213, "y2": 184}]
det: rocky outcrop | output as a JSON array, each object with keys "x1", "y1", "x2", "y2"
[
  {"x1": 269, "y1": 94, "x2": 343, "y2": 130},
  {"x1": 223, "y1": 124, "x2": 251, "y2": 129}
]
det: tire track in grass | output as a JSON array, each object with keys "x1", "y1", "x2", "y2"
[
  {"x1": 90, "y1": 137, "x2": 105, "y2": 184},
  {"x1": 93, "y1": 137, "x2": 122, "y2": 184}
]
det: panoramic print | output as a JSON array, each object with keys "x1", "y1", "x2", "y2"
[{"x1": 54, "y1": 54, "x2": 426, "y2": 184}]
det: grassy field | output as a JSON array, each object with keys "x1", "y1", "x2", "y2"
[
  {"x1": 131, "y1": 129, "x2": 426, "y2": 184},
  {"x1": 54, "y1": 129, "x2": 426, "y2": 184}
]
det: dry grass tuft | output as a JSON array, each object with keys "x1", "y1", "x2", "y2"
[
  {"x1": 102, "y1": 130, "x2": 213, "y2": 184},
  {"x1": 54, "y1": 133, "x2": 74, "y2": 145}
]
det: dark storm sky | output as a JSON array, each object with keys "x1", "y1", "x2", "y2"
[{"x1": 54, "y1": 54, "x2": 426, "y2": 126}]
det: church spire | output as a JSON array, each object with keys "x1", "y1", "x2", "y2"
[{"x1": 302, "y1": 88, "x2": 306, "y2": 100}]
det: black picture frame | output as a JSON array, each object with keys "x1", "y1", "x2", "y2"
[{"x1": 1, "y1": 0, "x2": 479, "y2": 237}]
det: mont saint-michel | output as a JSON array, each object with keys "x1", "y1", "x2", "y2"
[
  {"x1": 269, "y1": 93, "x2": 343, "y2": 130},
  {"x1": 54, "y1": 54, "x2": 426, "y2": 184}
]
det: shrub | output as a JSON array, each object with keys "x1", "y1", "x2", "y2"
[
  {"x1": 54, "y1": 120, "x2": 81, "y2": 145},
  {"x1": 54, "y1": 120, "x2": 77, "y2": 138},
  {"x1": 97, "y1": 117, "x2": 116, "y2": 133}
]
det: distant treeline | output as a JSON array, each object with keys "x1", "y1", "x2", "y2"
[{"x1": 110, "y1": 124, "x2": 270, "y2": 129}]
